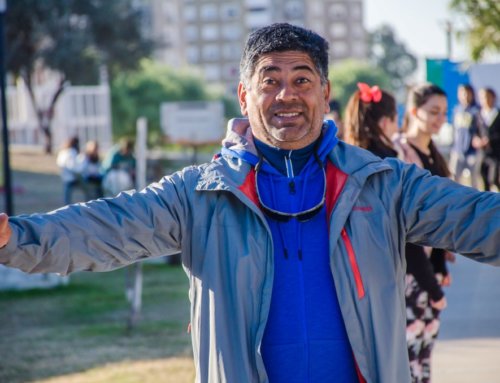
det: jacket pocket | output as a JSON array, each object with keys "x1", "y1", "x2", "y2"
[{"x1": 341, "y1": 228, "x2": 365, "y2": 299}]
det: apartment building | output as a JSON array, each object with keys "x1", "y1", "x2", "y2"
[{"x1": 148, "y1": 0, "x2": 366, "y2": 94}]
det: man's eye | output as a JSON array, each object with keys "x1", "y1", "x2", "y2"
[
  {"x1": 263, "y1": 78, "x2": 276, "y2": 85},
  {"x1": 296, "y1": 77, "x2": 311, "y2": 84}
]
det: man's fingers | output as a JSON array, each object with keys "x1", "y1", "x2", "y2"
[
  {"x1": 0, "y1": 213, "x2": 12, "y2": 248},
  {"x1": 0, "y1": 213, "x2": 8, "y2": 229}
]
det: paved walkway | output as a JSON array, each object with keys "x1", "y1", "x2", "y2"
[{"x1": 432, "y1": 255, "x2": 500, "y2": 383}]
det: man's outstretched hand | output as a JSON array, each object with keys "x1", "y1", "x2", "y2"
[{"x1": 0, "y1": 213, "x2": 12, "y2": 248}]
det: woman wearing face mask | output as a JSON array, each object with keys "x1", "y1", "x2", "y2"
[{"x1": 393, "y1": 83, "x2": 452, "y2": 383}]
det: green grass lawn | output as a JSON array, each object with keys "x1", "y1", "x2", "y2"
[
  {"x1": 0, "y1": 263, "x2": 194, "y2": 383},
  {"x1": 0, "y1": 148, "x2": 195, "y2": 383}
]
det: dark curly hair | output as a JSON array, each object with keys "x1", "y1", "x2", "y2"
[{"x1": 240, "y1": 23, "x2": 329, "y2": 86}]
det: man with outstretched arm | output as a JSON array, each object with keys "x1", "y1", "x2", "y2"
[{"x1": 0, "y1": 23, "x2": 499, "y2": 383}]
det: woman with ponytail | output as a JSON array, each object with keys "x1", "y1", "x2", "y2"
[{"x1": 394, "y1": 83, "x2": 452, "y2": 383}]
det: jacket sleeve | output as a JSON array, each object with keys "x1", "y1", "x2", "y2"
[
  {"x1": 393, "y1": 160, "x2": 500, "y2": 264},
  {"x1": 0, "y1": 170, "x2": 192, "y2": 275}
]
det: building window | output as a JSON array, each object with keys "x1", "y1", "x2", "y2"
[
  {"x1": 352, "y1": 24, "x2": 365, "y2": 39},
  {"x1": 185, "y1": 26, "x2": 198, "y2": 42},
  {"x1": 222, "y1": 24, "x2": 241, "y2": 41},
  {"x1": 183, "y1": 5, "x2": 197, "y2": 22},
  {"x1": 330, "y1": 23, "x2": 347, "y2": 38},
  {"x1": 350, "y1": 3, "x2": 362, "y2": 19},
  {"x1": 202, "y1": 44, "x2": 220, "y2": 61},
  {"x1": 246, "y1": 9, "x2": 272, "y2": 29},
  {"x1": 284, "y1": 1, "x2": 303, "y2": 19},
  {"x1": 310, "y1": 23, "x2": 325, "y2": 38},
  {"x1": 223, "y1": 43, "x2": 241, "y2": 60},
  {"x1": 162, "y1": 3, "x2": 177, "y2": 22},
  {"x1": 162, "y1": 26, "x2": 178, "y2": 46},
  {"x1": 329, "y1": 3, "x2": 347, "y2": 19},
  {"x1": 201, "y1": 4, "x2": 218, "y2": 21},
  {"x1": 186, "y1": 46, "x2": 199, "y2": 64},
  {"x1": 221, "y1": 3, "x2": 240, "y2": 20},
  {"x1": 202, "y1": 24, "x2": 219, "y2": 41},
  {"x1": 244, "y1": 0, "x2": 271, "y2": 7},
  {"x1": 309, "y1": 1, "x2": 323, "y2": 17}
]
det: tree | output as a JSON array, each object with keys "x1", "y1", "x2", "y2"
[
  {"x1": 5, "y1": 0, "x2": 154, "y2": 153},
  {"x1": 368, "y1": 25, "x2": 418, "y2": 92},
  {"x1": 111, "y1": 60, "x2": 239, "y2": 144},
  {"x1": 329, "y1": 59, "x2": 392, "y2": 111},
  {"x1": 450, "y1": 0, "x2": 500, "y2": 60}
]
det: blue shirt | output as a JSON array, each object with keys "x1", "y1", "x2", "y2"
[{"x1": 255, "y1": 124, "x2": 358, "y2": 383}]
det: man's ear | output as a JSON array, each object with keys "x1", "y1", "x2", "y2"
[
  {"x1": 238, "y1": 82, "x2": 249, "y2": 116},
  {"x1": 410, "y1": 106, "x2": 418, "y2": 117},
  {"x1": 323, "y1": 81, "x2": 331, "y2": 114}
]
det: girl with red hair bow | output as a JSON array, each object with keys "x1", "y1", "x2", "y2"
[{"x1": 343, "y1": 82, "x2": 399, "y2": 158}]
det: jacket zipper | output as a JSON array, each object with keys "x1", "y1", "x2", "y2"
[{"x1": 341, "y1": 228, "x2": 365, "y2": 299}]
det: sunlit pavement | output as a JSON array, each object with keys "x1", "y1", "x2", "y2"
[{"x1": 432, "y1": 255, "x2": 500, "y2": 383}]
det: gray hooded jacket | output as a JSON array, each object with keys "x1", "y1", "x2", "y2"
[{"x1": 1, "y1": 126, "x2": 499, "y2": 383}]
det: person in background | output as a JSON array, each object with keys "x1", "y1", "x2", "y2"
[
  {"x1": 0, "y1": 23, "x2": 499, "y2": 383},
  {"x1": 394, "y1": 83, "x2": 453, "y2": 383},
  {"x1": 326, "y1": 99, "x2": 344, "y2": 139},
  {"x1": 343, "y1": 82, "x2": 398, "y2": 158},
  {"x1": 344, "y1": 82, "x2": 450, "y2": 383},
  {"x1": 56, "y1": 136, "x2": 80, "y2": 205},
  {"x1": 449, "y1": 84, "x2": 480, "y2": 188},
  {"x1": 474, "y1": 87, "x2": 500, "y2": 191},
  {"x1": 101, "y1": 138, "x2": 136, "y2": 196},
  {"x1": 77, "y1": 140, "x2": 104, "y2": 200}
]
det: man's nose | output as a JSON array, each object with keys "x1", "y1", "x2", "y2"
[{"x1": 276, "y1": 83, "x2": 298, "y2": 101}]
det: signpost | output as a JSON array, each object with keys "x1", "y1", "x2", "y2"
[{"x1": 160, "y1": 100, "x2": 224, "y2": 163}]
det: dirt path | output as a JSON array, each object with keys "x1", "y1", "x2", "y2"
[{"x1": 9, "y1": 146, "x2": 60, "y2": 175}]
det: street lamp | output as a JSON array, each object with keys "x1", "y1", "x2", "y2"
[{"x1": 0, "y1": 0, "x2": 13, "y2": 215}]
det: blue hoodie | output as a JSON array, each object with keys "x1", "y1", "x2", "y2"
[{"x1": 223, "y1": 121, "x2": 358, "y2": 383}]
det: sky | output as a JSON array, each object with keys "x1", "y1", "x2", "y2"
[{"x1": 363, "y1": 0, "x2": 469, "y2": 80}]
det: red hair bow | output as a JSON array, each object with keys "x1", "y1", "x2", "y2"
[{"x1": 357, "y1": 82, "x2": 382, "y2": 103}]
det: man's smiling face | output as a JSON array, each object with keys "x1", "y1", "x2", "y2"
[{"x1": 238, "y1": 51, "x2": 331, "y2": 150}]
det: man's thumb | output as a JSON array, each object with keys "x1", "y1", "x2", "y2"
[{"x1": 0, "y1": 213, "x2": 12, "y2": 248}]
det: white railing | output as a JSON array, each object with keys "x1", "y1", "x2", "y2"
[{"x1": 6, "y1": 80, "x2": 113, "y2": 152}]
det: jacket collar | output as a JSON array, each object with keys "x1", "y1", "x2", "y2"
[
  {"x1": 195, "y1": 144, "x2": 392, "y2": 193},
  {"x1": 197, "y1": 124, "x2": 392, "y2": 192}
]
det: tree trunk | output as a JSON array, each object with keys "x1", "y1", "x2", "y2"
[
  {"x1": 41, "y1": 123, "x2": 52, "y2": 154},
  {"x1": 23, "y1": 74, "x2": 66, "y2": 154}
]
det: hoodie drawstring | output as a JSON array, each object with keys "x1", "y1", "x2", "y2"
[{"x1": 269, "y1": 179, "x2": 290, "y2": 259}]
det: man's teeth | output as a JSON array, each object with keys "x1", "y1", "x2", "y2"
[{"x1": 276, "y1": 112, "x2": 299, "y2": 117}]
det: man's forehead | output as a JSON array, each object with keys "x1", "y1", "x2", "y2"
[{"x1": 254, "y1": 51, "x2": 317, "y2": 73}]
